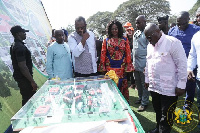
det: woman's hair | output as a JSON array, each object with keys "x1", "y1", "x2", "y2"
[{"x1": 107, "y1": 20, "x2": 123, "y2": 38}]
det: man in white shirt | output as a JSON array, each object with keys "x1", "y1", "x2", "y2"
[
  {"x1": 187, "y1": 30, "x2": 200, "y2": 132},
  {"x1": 144, "y1": 23, "x2": 187, "y2": 133},
  {"x1": 68, "y1": 16, "x2": 97, "y2": 77}
]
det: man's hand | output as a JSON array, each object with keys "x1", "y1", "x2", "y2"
[
  {"x1": 31, "y1": 81, "x2": 38, "y2": 91},
  {"x1": 82, "y1": 32, "x2": 90, "y2": 40},
  {"x1": 187, "y1": 71, "x2": 195, "y2": 81},
  {"x1": 81, "y1": 32, "x2": 90, "y2": 47},
  {"x1": 175, "y1": 87, "x2": 185, "y2": 96},
  {"x1": 145, "y1": 83, "x2": 149, "y2": 89},
  {"x1": 18, "y1": 61, "x2": 38, "y2": 91}
]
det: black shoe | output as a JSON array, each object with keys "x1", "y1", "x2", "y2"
[
  {"x1": 134, "y1": 100, "x2": 141, "y2": 104},
  {"x1": 147, "y1": 128, "x2": 159, "y2": 133}
]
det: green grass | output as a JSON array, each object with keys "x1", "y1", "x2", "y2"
[
  {"x1": 0, "y1": 68, "x2": 47, "y2": 133},
  {"x1": 1, "y1": 76, "x2": 199, "y2": 133},
  {"x1": 129, "y1": 85, "x2": 199, "y2": 133}
]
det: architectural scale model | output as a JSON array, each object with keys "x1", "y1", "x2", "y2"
[{"x1": 11, "y1": 77, "x2": 128, "y2": 131}]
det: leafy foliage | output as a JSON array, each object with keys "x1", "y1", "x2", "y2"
[
  {"x1": 86, "y1": 0, "x2": 170, "y2": 35},
  {"x1": 168, "y1": 15, "x2": 177, "y2": 25},
  {"x1": 65, "y1": 24, "x2": 75, "y2": 35},
  {"x1": 87, "y1": 11, "x2": 113, "y2": 36},
  {"x1": 0, "y1": 60, "x2": 17, "y2": 97},
  {"x1": 189, "y1": 0, "x2": 200, "y2": 20},
  {"x1": 113, "y1": 0, "x2": 170, "y2": 27}
]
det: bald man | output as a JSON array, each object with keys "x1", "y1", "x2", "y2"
[
  {"x1": 145, "y1": 23, "x2": 187, "y2": 133},
  {"x1": 132, "y1": 15, "x2": 149, "y2": 112},
  {"x1": 46, "y1": 30, "x2": 73, "y2": 80},
  {"x1": 168, "y1": 11, "x2": 200, "y2": 110}
]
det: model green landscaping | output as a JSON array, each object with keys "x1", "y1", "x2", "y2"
[{"x1": 11, "y1": 78, "x2": 128, "y2": 131}]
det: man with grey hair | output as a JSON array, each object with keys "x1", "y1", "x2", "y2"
[
  {"x1": 68, "y1": 16, "x2": 97, "y2": 77},
  {"x1": 132, "y1": 15, "x2": 149, "y2": 112},
  {"x1": 145, "y1": 23, "x2": 187, "y2": 133}
]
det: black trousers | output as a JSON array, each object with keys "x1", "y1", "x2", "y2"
[
  {"x1": 150, "y1": 91, "x2": 178, "y2": 133},
  {"x1": 15, "y1": 78, "x2": 36, "y2": 106},
  {"x1": 74, "y1": 72, "x2": 97, "y2": 78},
  {"x1": 127, "y1": 72, "x2": 135, "y2": 84}
]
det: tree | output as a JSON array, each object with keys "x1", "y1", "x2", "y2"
[
  {"x1": 86, "y1": 0, "x2": 170, "y2": 35},
  {"x1": 65, "y1": 24, "x2": 75, "y2": 35},
  {"x1": 168, "y1": 15, "x2": 177, "y2": 26},
  {"x1": 189, "y1": 0, "x2": 200, "y2": 21},
  {"x1": 86, "y1": 11, "x2": 113, "y2": 36},
  {"x1": 113, "y1": 0, "x2": 171, "y2": 27}
]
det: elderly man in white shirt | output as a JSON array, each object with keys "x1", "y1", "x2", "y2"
[
  {"x1": 144, "y1": 23, "x2": 187, "y2": 133},
  {"x1": 68, "y1": 16, "x2": 97, "y2": 77},
  {"x1": 187, "y1": 30, "x2": 200, "y2": 132}
]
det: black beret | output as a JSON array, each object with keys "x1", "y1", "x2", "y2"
[{"x1": 157, "y1": 15, "x2": 169, "y2": 22}]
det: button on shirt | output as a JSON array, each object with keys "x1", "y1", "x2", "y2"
[
  {"x1": 168, "y1": 24, "x2": 200, "y2": 57},
  {"x1": 145, "y1": 33, "x2": 187, "y2": 96},
  {"x1": 46, "y1": 42, "x2": 73, "y2": 80},
  {"x1": 187, "y1": 31, "x2": 200, "y2": 81}
]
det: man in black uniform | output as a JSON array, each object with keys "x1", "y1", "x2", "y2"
[
  {"x1": 157, "y1": 15, "x2": 169, "y2": 35},
  {"x1": 10, "y1": 25, "x2": 38, "y2": 106}
]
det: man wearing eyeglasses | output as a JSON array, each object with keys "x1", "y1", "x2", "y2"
[
  {"x1": 132, "y1": 15, "x2": 149, "y2": 112},
  {"x1": 68, "y1": 16, "x2": 97, "y2": 77},
  {"x1": 168, "y1": 11, "x2": 200, "y2": 110},
  {"x1": 145, "y1": 23, "x2": 187, "y2": 133}
]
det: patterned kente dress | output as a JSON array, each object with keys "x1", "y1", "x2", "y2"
[{"x1": 98, "y1": 37, "x2": 134, "y2": 101}]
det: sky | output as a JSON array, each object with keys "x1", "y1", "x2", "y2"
[{"x1": 41, "y1": 0, "x2": 197, "y2": 29}]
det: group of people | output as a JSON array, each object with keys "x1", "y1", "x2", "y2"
[
  {"x1": 144, "y1": 9, "x2": 200, "y2": 133},
  {"x1": 9, "y1": 6, "x2": 200, "y2": 133}
]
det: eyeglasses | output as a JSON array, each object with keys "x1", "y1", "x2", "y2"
[{"x1": 146, "y1": 32, "x2": 155, "y2": 40}]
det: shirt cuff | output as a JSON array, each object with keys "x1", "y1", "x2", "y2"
[
  {"x1": 77, "y1": 42, "x2": 85, "y2": 51},
  {"x1": 177, "y1": 81, "x2": 186, "y2": 89}
]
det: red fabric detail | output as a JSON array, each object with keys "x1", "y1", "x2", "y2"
[
  {"x1": 128, "y1": 113, "x2": 138, "y2": 133},
  {"x1": 98, "y1": 37, "x2": 134, "y2": 73}
]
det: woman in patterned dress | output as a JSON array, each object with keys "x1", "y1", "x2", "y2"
[{"x1": 98, "y1": 20, "x2": 134, "y2": 102}]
